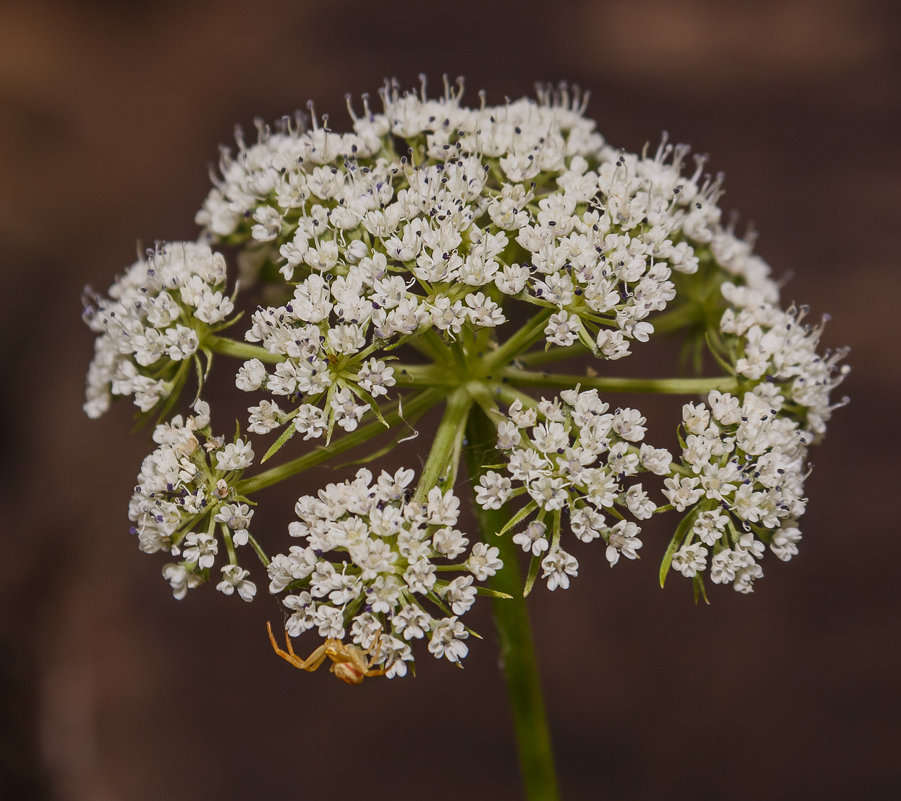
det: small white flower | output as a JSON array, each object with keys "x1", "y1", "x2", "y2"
[
  {"x1": 544, "y1": 310, "x2": 581, "y2": 346},
  {"x1": 570, "y1": 507, "x2": 605, "y2": 544},
  {"x1": 294, "y1": 404, "x2": 328, "y2": 439},
  {"x1": 527, "y1": 475, "x2": 568, "y2": 510},
  {"x1": 625, "y1": 484, "x2": 656, "y2": 520},
  {"x1": 183, "y1": 532, "x2": 218, "y2": 569},
  {"x1": 314, "y1": 605, "x2": 345, "y2": 639},
  {"x1": 441, "y1": 576, "x2": 477, "y2": 615},
  {"x1": 682, "y1": 402, "x2": 711, "y2": 435},
  {"x1": 330, "y1": 388, "x2": 368, "y2": 432},
  {"x1": 596, "y1": 329, "x2": 631, "y2": 360},
  {"x1": 671, "y1": 543, "x2": 708, "y2": 578},
  {"x1": 513, "y1": 520, "x2": 549, "y2": 555},
  {"x1": 496, "y1": 420, "x2": 521, "y2": 450},
  {"x1": 541, "y1": 548, "x2": 579, "y2": 590},
  {"x1": 771, "y1": 524, "x2": 802, "y2": 561},
  {"x1": 162, "y1": 563, "x2": 201, "y2": 600},
  {"x1": 432, "y1": 527, "x2": 469, "y2": 559},
  {"x1": 475, "y1": 472, "x2": 512, "y2": 510},
  {"x1": 350, "y1": 612, "x2": 383, "y2": 650},
  {"x1": 639, "y1": 444, "x2": 673, "y2": 475},
  {"x1": 612, "y1": 408, "x2": 647, "y2": 442},
  {"x1": 606, "y1": 520, "x2": 643, "y2": 566},
  {"x1": 426, "y1": 487, "x2": 460, "y2": 526},
  {"x1": 663, "y1": 476, "x2": 704, "y2": 512},
  {"x1": 356, "y1": 358, "x2": 396, "y2": 398},
  {"x1": 393, "y1": 605, "x2": 432, "y2": 640},
  {"x1": 381, "y1": 636, "x2": 414, "y2": 679},
  {"x1": 267, "y1": 549, "x2": 316, "y2": 593},
  {"x1": 428, "y1": 617, "x2": 469, "y2": 663},
  {"x1": 403, "y1": 559, "x2": 437, "y2": 594},
  {"x1": 216, "y1": 565, "x2": 257, "y2": 602},
  {"x1": 248, "y1": 400, "x2": 283, "y2": 434},
  {"x1": 733, "y1": 563, "x2": 764, "y2": 594},
  {"x1": 214, "y1": 503, "x2": 253, "y2": 546},
  {"x1": 466, "y1": 542, "x2": 503, "y2": 580},
  {"x1": 216, "y1": 440, "x2": 254, "y2": 471},
  {"x1": 692, "y1": 510, "x2": 729, "y2": 546}
]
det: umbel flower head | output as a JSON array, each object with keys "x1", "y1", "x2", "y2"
[{"x1": 83, "y1": 78, "x2": 848, "y2": 679}]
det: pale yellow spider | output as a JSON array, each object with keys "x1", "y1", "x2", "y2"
[{"x1": 266, "y1": 621, "x2": 386, "y2": 685}]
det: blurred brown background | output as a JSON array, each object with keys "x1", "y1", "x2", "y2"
[{"x1": 2, "y1": 1, "x2": 899, "y2": 799}]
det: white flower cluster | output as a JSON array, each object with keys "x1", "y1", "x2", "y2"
[
  {"x1": 647, "y1": 260, "x2": 848, "y2": 595},
  {"x1": 194, "y1": 82, "x2": 742, "y2": 439},
  {"x1": 234, "y1": 269, "x2": 405, "y2": 441},
  {"x1": 475, "y1": 389, "x2": 669, "y2": 591},
  {"x1": 83, "y1": 242, "x2": 236, "y2": 418},
  {"x1": 196, "y1": 82, "x2": 604, "y2": 245},
  {"x1": 128, "y1": 400, "x2": 257, "y2": 602},
  {"x1": 664, "y1": 384, "x2": 816, "y2": 593},
  {"x1": 719, "y1": 282, "x2": 850, "y2": 438},
  {"x1": 84, "y1": 80, "x2": 850, "y2": 681},
  {"x1": 519, "y1": 140, "x2": 721, "y2": 357},
  {"x1": 266, "y1": 467, "x2": 500, "y2": 677},
  {"x1": 199, "y1": 86, "x2": 604, "y2": 436}
]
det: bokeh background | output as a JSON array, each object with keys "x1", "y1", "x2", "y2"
[{"x1": 2, "y1": 1, "x2": 899, "y2": 799}]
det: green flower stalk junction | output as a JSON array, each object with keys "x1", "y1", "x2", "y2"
[{"x1": 83, "y1": 79, "x2": 848, "y2": 800}]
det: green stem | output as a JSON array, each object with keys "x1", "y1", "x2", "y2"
[
  {"x1": 246, "y1": 534, "x2": 271, "y2": 567},
  {"x1": 501, "y1": 368, "x2": 740, "y2": 395},
  {"x1": 236, "y1": 388, "x2": 442, "y2": 494},
  {"x1": 646, "y1": 301, "x2": 707, "y2": 334},
  {"x1": 464, "y1": 407, "x2": 559, "y2": 801},
  {"x1": 404, "y1": 327, "x2": 452, "y2": 365},
  {"x1": 393, "y1": 363, "x2": 459, "y2": 387},
  {"x1": 204, "y1": 335, "x2": 282, "y2": 364},
  {"x1": 465, "y1": 381, "x2": 506, "y2": 423},
  {"x1": 414, "y1": 388, "x2": 473, "y2": 501},
  {"x1": 482, "y1": 310, "x2": 554, "y2": 374},
  {"x1": 494, "y1": 384, "x2": 541, "y2": 412},
  {"x1": 516, "y1": 343, "x2": 589, "y2": 366},
  {"x1": 221, "y1": 526, "x2": 238, "y2": 565}
]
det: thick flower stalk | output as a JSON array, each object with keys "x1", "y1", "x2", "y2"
[{"x1": 84, "y1": 76, "x2": 847, "y2": 799}]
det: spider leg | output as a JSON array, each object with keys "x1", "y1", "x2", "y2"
[
  {"x1": 364, "y1": 633, "x2": 385, "y2": 674},
  {"x1": 266, "y1": 621, "x2": 329, "y2": 672},
  {"x1": 362, "y1": 631, "x2": 383, "y2": 658}
]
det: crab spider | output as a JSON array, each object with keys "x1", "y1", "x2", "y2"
[{"x1": 266, "y1": 621, "x2": 387, "y2": 685}]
